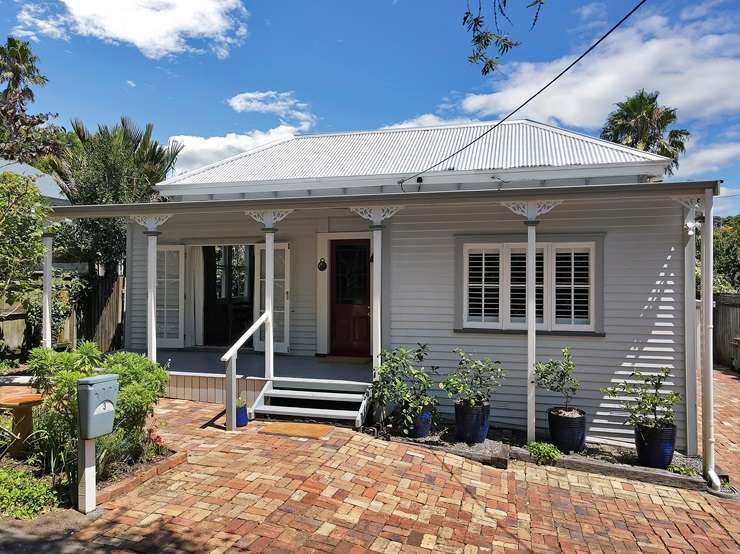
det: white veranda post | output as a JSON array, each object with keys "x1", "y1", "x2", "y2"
[
  {"x1": 501, "y1": 200, "x2": 562, "y2": 442},
  {"x1": 131, "y1": 215, "x2": 171, "y2": 362},
  {"x1": 246, "y1": 210, "x2": 294, "y2": 380},
  {"x1": 41, "y1": 230, "x2": 54, "y2": 348},
  {"x1": 350, "y1": 206, "x2": 402, "y2": 373}
]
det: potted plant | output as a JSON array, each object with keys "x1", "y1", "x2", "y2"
[
  {"x1": 534, "y1": 347, "x2": 585, "y2": 453},
  {"x1": 369, "y1": 345, "x2": 437, "y2": 437},
  {"x1": 439, "y1": 349, "x2": 505, "y2": 443},
  {"x1": 602, "y1": 368, "x2": 680, "y2": 469},
  {"x1": 236, "y1": 394, "x2": 249, "y2": 427}
]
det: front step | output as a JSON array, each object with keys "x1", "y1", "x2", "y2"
[{"x1": 251, "y1": 379, "x2": 371, "y2": 427}]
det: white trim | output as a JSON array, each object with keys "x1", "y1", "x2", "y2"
[
  {"x1": 253, "y1": 242, "x2": 290, "y2": 353},
  {"x1": 462, "y1": 241, "x2": 595, "y2": 332},
  {"x1": 156, "y1": 245, "x2": 185, "y2": 348},
  {"x1": 315, "y1": 232, "x2": 371, "y2": 354}
]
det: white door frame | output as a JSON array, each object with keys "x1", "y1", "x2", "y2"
[
  {"x1": 156, "y1": 245, "x2": 185, "y2": 348},
  {"x1": 253, "y1": 242, "x2": 290, "y2": 353},
  {"x1": 315, "y1": 232, "x2": 372, "y2": 354}
]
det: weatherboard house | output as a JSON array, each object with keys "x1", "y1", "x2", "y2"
[{"x1": 47, "y1": 120, "x2": 719, "y2": 462}]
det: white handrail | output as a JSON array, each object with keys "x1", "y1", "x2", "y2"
[{"x1": 220, "y1": 310, "x2": 270, "y2": 362}]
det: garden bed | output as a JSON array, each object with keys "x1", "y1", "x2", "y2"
[{"x1": 386, "y1": 422, "x2": 711, "y2": 491}]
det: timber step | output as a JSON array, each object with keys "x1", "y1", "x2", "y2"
[
  {"x1": 254, "y1": 404, "x2": 359, "y2": 421},
  {"x1": 264, "y1": 389, "x2": 365, "y2": 402}
]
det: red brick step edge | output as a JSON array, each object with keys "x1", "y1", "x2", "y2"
[{"x1": 97, "y1": 449, "x2": 187, "y2": 505}]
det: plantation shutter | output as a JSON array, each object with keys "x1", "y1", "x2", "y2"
[
  {"x1": 465, "y1": 246, "x2": 500, "y2": 326},
  {"x1": 554, "y1": 246, "x2": 592, "y2": 327}
]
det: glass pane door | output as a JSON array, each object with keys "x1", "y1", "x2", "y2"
[
  {"x1": 253, "y1": 243, "x2": 290, "y2": 352},
  {"x1": 156, "y1": 246, "x2": 184, "y2": 348}
]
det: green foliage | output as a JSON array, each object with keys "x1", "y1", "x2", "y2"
[
  {"x1": 439, "y1": 349, "x2": 505, "y2": 407},
  {"x1": 0, "y1": 467, "x2": 57, "y2": 519},
  {"x1": 600, "y1": 89, "x2": 689, "y2": 175},
  {"x1": 602, "y1": 368, "x2": 681, "y2": 429},
  {"x1": 667, "y1": 464, "x2": 699, "y2": 477},
  {"x1": 0, "y1": 357, "x2": 19, "y2": 375},
  {"x1": 370, "y1": 344, "x2": 437, "y2": 434},
  {"x1": 26, "y1": 344, "x2": 168, "y2": 502},
  {"x1": 47, "y1": 117, "x2": 183, "y2": 266},
  {"x1": 714, "y1": 216, "x2": 740, "y2": 291},
  {"x1": 463, "y1": 1, "x2": 544, "y2": 76},
  {"x1": 0, "y1": 172, "x2": 48, "y2": 304},
  {"x1": 20, "y1": 269, "x2": 84, "y2": 347},
  {"x1": 534, "y1": 347, "x2": 580, "y2": 409},
  {"x1": 526, "y1": 442, "x2": 561, "y2": 466},
  {"x1": 236, "y1": 394, "x2": 247, "y2": 408}
]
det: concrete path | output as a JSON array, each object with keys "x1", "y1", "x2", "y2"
[{"x1": 66, "y1": 398, "x2": 740, "y2": 553}]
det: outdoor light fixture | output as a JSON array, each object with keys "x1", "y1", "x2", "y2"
[{"x1": 317, "y1": 257, "x2": 327, "y2": 272}]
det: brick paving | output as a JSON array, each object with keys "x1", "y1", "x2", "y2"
[
  {"x1": 68, "y1": 398, "x2": 740, "y2": 553},
  {"x1": 698, "y1": 367, "x2": 740, "y2": 485}
]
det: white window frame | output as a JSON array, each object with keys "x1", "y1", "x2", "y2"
[
  {"x1": 253, "y1": 242, "x2": 291, "y2": 353},
  {"x1": 462, "y1": 241, "x2": 595, "y2": 332},
  {"x1": 156, "y1": 245, "x2": 185, "y2": 348}
]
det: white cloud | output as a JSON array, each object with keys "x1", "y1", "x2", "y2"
[
  {"x1": 169, "y1": 125, "x2": 297, "y2": 174},
  {"x1": 680, "y1": 0, "x2": 725, "y2": 21},
  {"x1": 382, "y1": 113, "x2": 479, "y2": 129},
  {"x1": 675, "y1": 142, "x2": 740, "y2": 177},
  {"x1": 461, "y1": 15, "x2": 740, "y2": 129},
  {"x1": 227, "y1": 91, "x2": 316, "y2": 131},
  {"x1": 14, "y1": 0, "x2": 249, "y2": 59},
  {"x1": 575, "y1": 2, "x2": 607, "y2": 21},
  {"x1": 126, "y1": 80, "x2": 136, "y2": 88}
]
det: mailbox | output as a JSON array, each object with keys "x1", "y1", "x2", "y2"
[{"x1": 77, "y1": 374, "x2": 119, "y2": 440}]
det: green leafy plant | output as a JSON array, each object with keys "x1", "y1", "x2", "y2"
[
  {"x1": 526, "y1": 442, "x2": 561, "y2": 466},
  {"x1": 236, "y1": 394, "x2": 247, "y2": 409},
  {"x1": 602, "y1": 368, "x2": 680, "y2": 429},
  {"x1": 439, "y1": 349, "x2": 505, "y2": 407},
  {"x1": 667, "y1": 464, "x2": 698, "y2": 477},
  {"x1": 20, "y1": 269, "x2": 84, "y2": 347},
  {"x1": 369, "y1": 344, "x2": 437, "y2": 434},
  {"x1": 534, "y1": 347, "x2": 580, "y2": 411},
  {"x1": 0, "y1": 467, "x2": 58, "y2": 519}
]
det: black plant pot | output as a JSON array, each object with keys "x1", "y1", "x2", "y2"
[
  {"x1": 634, "y1": 423, "x2": 676, "y2": 469},
  {"x1": 454, "y1": 402, "x2": 490, "y2": 444},
  {"x1": 547, "y1": 407, "x2": 586, "y2": 453}
]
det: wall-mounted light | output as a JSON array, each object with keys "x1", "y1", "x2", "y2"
[{"x1": 317, "y1": 257, "x2": 327, "y2": 272}]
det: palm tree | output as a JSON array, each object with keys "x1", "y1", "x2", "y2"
[
  {"x1": 0, "y1": 36, "x2": 48, "y2": 102},
  {"x1": 601, "y1": 89, "x2": 690, "y2": 175}
]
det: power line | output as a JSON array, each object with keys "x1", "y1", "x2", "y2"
[{"x1": 398, "y1": 0, "x2": 649, "y2": 190}]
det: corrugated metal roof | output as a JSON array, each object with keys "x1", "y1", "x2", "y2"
[{"x1": 160, "y1": 119, "x2": 669, "y2": 187}]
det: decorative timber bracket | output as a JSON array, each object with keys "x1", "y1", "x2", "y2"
[
  {"x1": 350, "y1": 206, "x2": 403, "y2": 227},
  {"x1": 500, "y1": 199, "x2": 563, "y2": 221},
  {"x1": 674, "y1": 197, "x2": 703, "y2": 236},
  {"x1": 246, "y1": 209, "x2": 294, "y2": 230},
  {"x1": 131, "y1": 215, "x2": 172, "y2": 232}
]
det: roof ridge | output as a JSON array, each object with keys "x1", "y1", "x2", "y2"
[{"x1": 292, "y1": 119, "x2": 519, "y2": 139}]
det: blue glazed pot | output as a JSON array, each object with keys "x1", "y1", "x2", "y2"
[
  {"x1": 634, "y1": 423, "x2": 675, "y2": 469},
  {"x1": 413, "y1": 408, "x2": 433, "y2": 438},
  {"x1": 454, "y1": 402, "x2": 490, "y2": 443},
  {"x1": 236, "y1": 406, "x2": 249, "y2": 427},
  {"x1": 548, "y1": 407, "x2": 586, "y2": 453}
]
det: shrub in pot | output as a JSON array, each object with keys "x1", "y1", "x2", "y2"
[
  {"x1": 369, "y1": 344, "x2": 437, "y2": 437},
  {"x1": 439, "y1": 349, "x2": 505, "y2": 444},
  {"x1": 236, "y1": 395, "x2": 249, "y2": 427},
  {"x1": 602, "y1": 368, "x2": 681, "y2": 469},
  {"x1": 534, "y1": 347, "x2": 585, "y2": 453}
]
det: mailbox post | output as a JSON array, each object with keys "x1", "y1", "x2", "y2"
[{"x1": 77, "y1": 374, "x2": 119, "y2": 514}]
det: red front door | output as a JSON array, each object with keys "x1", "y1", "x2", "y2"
[{"x1": 331, "y1": 240, "x2": 371, "y2": 356}]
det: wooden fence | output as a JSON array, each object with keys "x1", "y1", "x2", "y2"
[{"x1": 714, "y1": 294, "x2": 740, "y2": 368}]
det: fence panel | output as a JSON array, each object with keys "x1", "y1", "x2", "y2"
[{"x1": 714, "y1": 294, "x2": 740, "y2": 367}]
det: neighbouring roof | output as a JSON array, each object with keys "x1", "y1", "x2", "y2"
[{"x1": 159, "y1": 120, "x2": 670, "y2": 191}]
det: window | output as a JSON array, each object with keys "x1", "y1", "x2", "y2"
[{"x1": 462, "y1": 241, "x2": 595, "y2": 331}]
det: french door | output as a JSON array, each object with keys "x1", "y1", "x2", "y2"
[
  {"x1": 253, "y1": 243, "x2": 290, "y2": 353},
  {"x1": 156, "y1": 245, "x2": 185, "y2": 348}
]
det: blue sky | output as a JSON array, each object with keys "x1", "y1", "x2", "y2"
[{"x1": 2, "y1": 0, "x2": 739, "y2": 214}]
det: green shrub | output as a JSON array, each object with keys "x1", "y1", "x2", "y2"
[
  {"x1": 534, "y1": 347, "x2": 580, "y2": 410},
  {"x1": 370, "y1": 344, "x2": 437, "y2": 435},
  {"x1": 526, "y1": 442, "x2": 561, "y2": 466},
  {"x1": 667, "y1": 464, "x2": 699, "y2": 477},
  {"x1": 601, "y1": 368, "x2": 680, "y2": 429},
  {"x1": 0, "y1": 468, "x2": 57, "y2": 519},
  {"x1": 25, "y1": 343, "x2": 168, "y2": 501},
  {"x1": 439, "y1": 349, "x2": 505, "y2": 407}
]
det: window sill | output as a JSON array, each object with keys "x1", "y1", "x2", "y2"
[{"x1": 454, "y1": 328, "x2": 605, "y2": 337}]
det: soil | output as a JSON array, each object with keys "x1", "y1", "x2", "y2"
[
  {"x1": 0, "y1": 508, "x2": 99, "y2": 553},
  {"x1": 95, "y1": 448, "x2": 170, "y2": 490}
]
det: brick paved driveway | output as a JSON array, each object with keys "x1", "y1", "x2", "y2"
[
  {"x1": 73, "y1": 399, "x2": 740, "y2": 553},
  {"x1": 698, "y1": 367, "x2": 740, "y2": 485}
]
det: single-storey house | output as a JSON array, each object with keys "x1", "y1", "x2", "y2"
[{"x1": 47, "y1": 120, "x2": 720, "y2": 472}]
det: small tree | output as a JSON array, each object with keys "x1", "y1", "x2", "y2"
[
  {"x1": 602, "y1": 368, "x2": 680, "y2": 429},
  {"x1": 439, "y1": 349, "x2": 505, "y2": 407},
  {"x1": 534, "y1": 347, "x2": 580, "y2": 411},
  {"x1": 0, "y1": 172, "x2": 48, "y2": 306}
]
